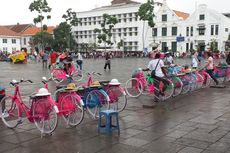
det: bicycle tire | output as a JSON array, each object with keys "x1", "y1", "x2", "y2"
[
  {"x1": 106, "y1": 86, "x2": 127, "y2": 112},
  {"x1": 125, "y1": 78, "x2": 143, "y2": 98},
  {"x1": 180, "y1": 75, "x2": 190, "y2": 94},
  {"x1": 163, "y1": 79, "x2": 174, "y2": 100},
  {"x1": 32, "y1": 97, "x2": 58, "y2": 134},
  {"x1": 60, "y1": 93, "x2": 84, "y2": 127},
  {"x1": 200, "y1": 72, "x2": 211, "y2": 88},
  {"x1": 0, "y1": 96, "x2": 19, "y2": 128},
  {"x1": 51, "y1": 70, "x2": 64, "y2": 83},
  {"x1": 171, "y1": 76, "x2": 183, "y2": 97},
  {"x1": 72, "y1": 69, "x2": 83, "y2": 82},
  {"x1": 196, "y1": 73, "x2": 204, "y2": 89},
  {"x1": 86, "y1": 89, "x2": 109, "y2": 118}
]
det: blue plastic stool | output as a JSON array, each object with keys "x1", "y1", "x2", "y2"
[{"x1": 98, "y1": 109, "x2": 120, "y2": 134}]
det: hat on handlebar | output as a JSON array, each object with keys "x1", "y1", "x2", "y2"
[
  {"x1": 35, "y1": 88, "x2": 51, "y2": 96},
  {"x1": 65, "y1": 83, "x2": 77, "y2": 90},
  {"x1": 109, "y1": 79, "x2": 121, "y2": 85},
  {"x1": 90, "y1": 81, "x2": 101, "y2": 88}
]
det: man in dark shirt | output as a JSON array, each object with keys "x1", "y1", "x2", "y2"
[{"x1": 104, "y1": 52, "x2": 111, "y2": 70}]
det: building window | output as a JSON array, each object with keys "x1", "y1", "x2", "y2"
[
  {"x1": 190, "y1": 43, "x2": 193, "y2": 51},
  {"x1": 190, "y1": 27, "x2": 193, "y2": 36},
  {"x1": 129, "y1": 27, "x2": 132, "y2": 31},
  {"x1": 118, "y1": 19, "x2": 121, "y2": 23},
  {"x1": 135, "y1": 32, "x2": 138, "y2": 36},
  {"x1": 123, "y1": 14, "x2": 127, "y2": 17},
  {"x1": 162, "y1": 42, "x2": 167, "y2": 52},
  {"x1": 153, "y1": 28, "x2": 157, "y2": 36},
  {"x1": 162, "y1": 27, "x2": 167, "y2": 36},
  {"x1": 123, "y1": 28, "x2": 127, "y2": 32},
  {"x1": 162, "y1": 14, "x2": 167, "y2": 22},
  {"x1": 124, "y1": 19, "x2": 127, "y2": 22},
  {"x1": 172, "y1": 27, "x2": 177, "y2": 36},
  {"x1": 24, "y1": 38, "x2": 26, "y2": 45},
  {"x1": 129, "y1": 13, "x2": 132, "y2": 17},
  {"x1": 186, "y1": 43, "x2": 189, "y2": 52},
  {"x1": 199, "y1": 14, "x2": 205, "y2": 20},
  {"x1": 211, "y1": 25, "x2": 214, "y2": 35},
  {"x1": 118, "y1": 33, "x2": 121, "y2": 37},
  {"x1": 124, "y1": 33, "x2": 127, "y2": 36},
  {"x1": 215, "y1": 25, "x2": 219, "y2": 35},
  {"x1": 129, "y1": 32, "x2": 132, "y2": 36},
  {"x1": 198, "y1": 26, "x2": 205, "y2": 35},
  {"x1": 3, "y1": 47, "x2": 7, "y2": 52},
  {"x1": 12, "y1": 47, "x2": 16, "y2": 51},
  {"x1": 225, "y1": 28, "x2": 229, "y2": 32},
  {"x1": 186, "y1": 27, "x2": 189, "y2": 37},
  {"x1": 135, "y1": 27, "x2": 138, "y2": 31},
  {"x1": 129, "y1": 18, "x2": 132, "y2": 22},
  {"x1": 12, "y1": 39, "x2": 16, "y2": 44},
  {"x1": 2, "y1": 39, "x2": 7, "y2": 43},
  {"x1": 171, "y1": 42, "x2": 177, "y2": 52}
]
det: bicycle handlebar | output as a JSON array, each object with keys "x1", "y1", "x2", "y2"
[
  {"x1": 87, "y1": 71, "x2": 102, "y2": 77},
  {"x1": 10, "y1": 79, "x2": 33, "y2": 86}
]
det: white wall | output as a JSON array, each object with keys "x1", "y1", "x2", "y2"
[{"x1": 0, "y1": 36, "x2": 21, "y2": 53}]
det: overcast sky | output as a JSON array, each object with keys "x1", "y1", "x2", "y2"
[{"x1": 0, "y1": 0, "x2": 229, "y2": 26}]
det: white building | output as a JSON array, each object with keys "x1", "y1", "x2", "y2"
[
  {"x1": 73, "y1": 0, "x2": 163, "y2": 52},
  {"x1": 182, "y1": 4, "x2": 230, "y2": 52},
  {"x1": 0, "y1": 26, "x2": 21, "y2": 53},
  {"x1": 153, "y1": 0, "x2": 189, "y2": 53}
]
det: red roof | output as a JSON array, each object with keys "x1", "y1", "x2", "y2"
[
  {"x1": 0, "y1": 26, "x2": 20, "y2": 36},
  {"x1": 173, "y1": 10, "x2": 189, "y2": 20},
  {"x1": 22, "y1": 26, "x2": 55, "y2": 36},
  {"x1": 8, "y1": 24, "x2": 32, "y2": 33}
]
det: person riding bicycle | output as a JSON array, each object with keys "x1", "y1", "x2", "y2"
[
  {"x1": 57, "y1": 51, "x2": 74, "y2": 75},
  {"x1": 205, "y1": 51, "x2": 219, "y2": 85},
  {"x1": 142, "y1": 52, "x2": 168, "y2": 102}
]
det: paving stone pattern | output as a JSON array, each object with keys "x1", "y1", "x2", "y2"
[{"x1": 0, "y1": 58, "x2": 230, "y2": 153}]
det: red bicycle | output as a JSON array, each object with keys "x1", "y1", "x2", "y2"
[{"x1": 0, "y1": 79, "x2": 58, "y2": 134}]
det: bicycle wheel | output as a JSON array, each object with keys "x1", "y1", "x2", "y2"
[
  {"x1": 163, "y1": 79, "x2": 174, "y2": 100},
  {"x1": 181, "y1": 75, "x2": 190, "y2": 94},
  {"x1": 189, "y1": 74, "x2": 197, "y2": 91},
  {"x1": 200, "y1": 72, "x2": 211, "y2": 88},
  {"x1": 51, "y1": 70, "x2": 64, "y2": 83},
  {"x1": 196, "y1": 73, "x2": 204, "y2": 89},
  {"x1": 171, "y1": 77, "x2": 183, "y2": 97},
  {"x1": 86, "y1": 89, "x2": 109, "y2": 118},
  {"x1": 60, "y1": 94, "x2": 84, "y2": 127},
  {"x1": 125, "y1": 78, "x2": 143, "y2": 98},
  {"x1": 106, "y1": 86, "x2": 127, "y2": 112},
  {"x1": 32, "y1": 97, "x2": 58, "y2": 134},
  {"x1": 72, "y1": 69, "x2": 83, "y2": 82},
  {"x1": 0, "y1": 96, "x2": 19, "y2": 128}
]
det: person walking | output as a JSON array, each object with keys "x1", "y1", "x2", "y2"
[
  {"x1": 226, "y1": 52, "x2": 230, "y2": 65},
  {"x1": 49, "y1": 50, "x2": 58, "y2": 69},
  {"x1": 41, "y1": 51, "x2": 49, "y2": 68},
  {"x1": 205, "y1": 52, "x2": 219, "y2": 85},
  {"x1": 76, "y1": 52, "x2": 83, "y2": 70},
  {"x1": 104, "y1": 52, "x2": 111, "y2": 70},
  {"x1": 191, "y1": 51, "x2": 199, "y2": 69}
]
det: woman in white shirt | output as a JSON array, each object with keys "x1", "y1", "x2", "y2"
[
  {"x1": 205, "y1": 52, "x2": 219, "y2": 85},
  {"x1": 76, "y1": 53, "x2": 83, "y2": 70}
]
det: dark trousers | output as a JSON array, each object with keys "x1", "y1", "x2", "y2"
[
  {"x1": 104, "y1": 60, "x2": 111, "y2": 70},
  {"x1": 206, "y1": 69, "x2": 219, "y2": 85},
  {"x1": 152, "y1": 75, "x2": 169, "y2": 97}
]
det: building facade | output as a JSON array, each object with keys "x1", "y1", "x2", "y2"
[
  {"x1": 73, "y1": 0, "x2": 163, "y2": 52},
  {"x1": 182, "y1": 4, "x2": 230, "y2": 52},
  {"x1": 0, "y1": 26, "x2": 21, "y2": 53}
]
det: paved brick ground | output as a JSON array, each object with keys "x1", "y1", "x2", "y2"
[{"x1": 0, "y1": 58, "x2": 230, "y2": 153}]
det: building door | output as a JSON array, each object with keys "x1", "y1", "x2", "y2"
[
  {"x1": 171, "y1": 42, "x2": 177, "y2": 52},
  {"x1": 162, "y1": 42, "x2": 167, "y2": 52},
  {"x1": 198, "y1": 42, "x2": 205, "y2": 52}
]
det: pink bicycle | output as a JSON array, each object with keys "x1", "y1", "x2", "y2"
[
  {"x1": 0, "y1": 79, "x2": 58, "y2": 134},
  {"x1": 42, "y1": 77, "x2": 84, "y2": 127},
  {"x1": 51, "y1": 62, "x2": 83, "y2": 83}
]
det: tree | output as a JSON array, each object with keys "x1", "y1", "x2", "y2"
[
  {"x1": 29, "y1": 0, "x2": 52, "y2": 50},
  {"x1": 62, "y1": 8, "x2": 80, "y2": 50},
  {"x1": 94, "y1": 13, "x2": 118, "y2": 50},
  {"x1": 32, "y1": 31, "x2": 53, "y2": 49},
  {"x1": 53, "y1": 22, "x2": 76, "y2": 51},
  {"x1": 210, "y1": 39, "x2": 218, "y2": 52},
  {"x1": 137, "y1": 0, "x2": 155, "y2": 51}
]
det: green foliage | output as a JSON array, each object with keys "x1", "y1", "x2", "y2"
[
  {"x1": 137, "y1": 0, "x2": 155, "y2": 28},
  {"x1": 29, "y1": 0, "x2": 52, "y2": 25},
  {"x1": 32, "y1": 31, "x2": 53, "y2": 48},
  {"x1": 94, "y1": 13, "x2": 118, "y2": 48},
  {"x1": 117, "y1": 39, "x2": 124, "y2": 49},
  {"x1": 53, "y1": 22, "x2": 76, "y2": 51},
  {"x1": 62, "y1": 8, "x2": 80, "y2": 26},
  {"x1": 210, "y1": 39, "x2": 218, "y2": 51}
]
